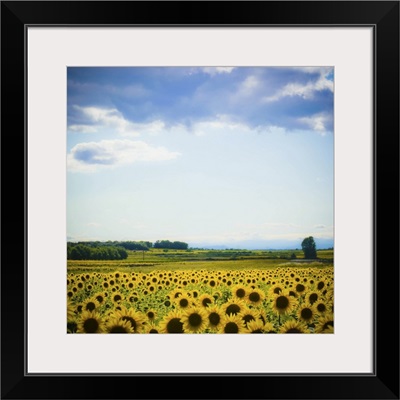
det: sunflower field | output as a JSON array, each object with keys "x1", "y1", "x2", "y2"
[{"x1": 67, "y1": 266, "x2": 333, "y2": 334}]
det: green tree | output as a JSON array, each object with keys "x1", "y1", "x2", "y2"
[
  {"x1": 301, "y1": 236, "x2": 317, "y2": 259},
  {"x1": 67, "y1": 243, "x2": 128, "y2": 260},
  {"x1": 154, "y1": 240, "x2": 188, "y2": 250}
]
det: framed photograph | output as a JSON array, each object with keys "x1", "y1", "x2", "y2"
[{"x1": 2, "y1": 1, "x2": 399, "y2": 399}]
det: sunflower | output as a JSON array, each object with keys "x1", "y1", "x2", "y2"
[
  {"x1": 169, "y1": 288, "x2": 185, "y2": 300},
  {"x1": 212, "y1": 290, "x2": 223, "y2": 302},
  {"x1": 189, "y1": 289, "x2": 199, "y2": 299},
  {"x1": 246, "y1": 288, "x2": 265, "y2": 306},
  {"x1": 67, "y1": 300, "x2": 76, "y2": 323},
  {"x1": 126, "y1": 280, "x2": 136, "y2": 290},
  {"x1": 207, "y1": 278, "x2": 218, "y2": 288},
  {"x1": 159, "y1": 310, "x2": 184, "y2": 333},
  {"x1": 324, "y1": 288, "x2": 334, "y2": 302},
  {"x1": 263, "y1": 322, "x2": 277, "y2": 333},
  {"x1": 76, "y1": 311, "x2": 105, "y2": 333},
  {"x1": 149, "y1": 275, "x2": 158, "y2": 284},
  {"x1": 239, "y1": 307, "x2": 261, "y2": 327},
  {"x1": 145, "y1": 309, "x2": 157, "y2": 322},
  {"x1": 74, "y1": 303, "x2": 84, "y2": 314},
  {"x1": 198, "y1": 293, "x2": 214, "y2": 308},
  {"x1": 231, "y1": 285, "x2": 248, "y2": 300},
  {"x1": 164, "y1": 298, "x2": 172, "y2": 308},
  {"x1": 174, "y1": 293, "x2": 193, "y2": 310},
  {"x1": 67, "y1": 300, "x2": 78, "y2": 333},
  {"x1": 218, "y1": 313, "x2": 247, "y2": 334},
  {"x1": 221, "y1": 298, "x2": 247, "y2": 316},
  {"x1": 328, "y1": 299, "x2": 334, "y2": 313},
  {"x1": 297, "y1": 303, "x2": 316, "y2": 323},
  {"x1": 245, "y1": 319, "x2": 266, "y2": 333},
  {"x1": 316, "y1": 279, "x2": 327, "y2": 292},
  {"x1": 111, "y1": 292, "x2": 124, "y2": 305},
  {"x1": 319, "y1": 325, "x2": 334, "y2": 334},
  {"x1": 294, "y1": 282, "x2": 307, "y2": 296},
  {"x1": 315, "y1": 313, "x2": 334, "y2": 333},
  {"x1": 106, "y1": 317, "x2": 134, "y2": 333},
  {"x1": 306, "y1": 291, "x2": 319, "y2": 305},
  {"x1": 268, "y1": 284, "x2": 285, "y2": 297},
  {"x1": 95, "y1": 293, "x2": 106, "y2": 304},
  {"x1": 102, "y1": 281, "x2": 110, "y2": 290},
  {"x1": 71, "y1": 286, "x2": 78, "y2": 294},
  {"x1": 112, "y1": 307, "x2": 146, "y2": 333},
  {"x1": 205, "y1": 305, "x2": 224, "y2": 331},
  {"x1": 143, "y1": 321, "x2": 161, "y2": 334},
  {"x1": 279, "y1": 319, "x2": 309, "y2": 333},
  {"x1": 82, "y1": 298, "x2": 100, "y2": 312},
  {"x1": 271, "y1": 291, "x2": 296, "y2": 315},
  {"x1": 257, "y1": 309, "x2": 268, "y2": 326},
  {"x1": 181, "y1": 307, "x2": 208, "y2": 333},
  {"x1": 76, "y1": 281, "x2": 84, "y2": 290},
  {"x1": 315, "y1": 300, "x2": 329, "y2": 315}
]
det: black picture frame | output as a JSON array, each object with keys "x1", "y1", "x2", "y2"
[{"x1": 1, "y1": 1, "x2": 399, "y2": 399}]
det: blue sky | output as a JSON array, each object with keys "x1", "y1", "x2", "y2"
[{"x1": 67, "y1": 67, "x2": 334, "y2": 249}]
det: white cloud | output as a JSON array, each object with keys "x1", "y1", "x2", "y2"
[
  {"x1": 264, "y1": 68, "x2": 333, "y2": 102},
  {"x1": 236, "y1": 75, "x2": 261, "y2": 97},
  {"x1": 292, "y1": 66, "x2": 333, "y2": 75},
  {"x1": 68, "y1": 124, "x2": 97, "y2": 133},
  {"x1": 201, "y1": 67, "x2": 236, "y2": 76},
  {"x1": 69, "y1": 106, "x2": 166, "y2": 136},
  {"x1": 127, "y1": 120, "x2": 167, "y2": 137},
  {"x1": 69, "y1": 104, "x2": 297, "y2": 150},
  {"x1": 298, "y1": 113, "x2": 331, "y2": 135},
  {"x1": 67, "y1": 139, "x2": 181, "y2": 172},
  {"x1": 185, "y1": 67, "x2": 236, "y2": 76},
  {"x1": 190, "y1": 116, "x2": 253, "y2": 136},
  {"x1": 182, "y1": 115, "x2": 286, "y2": 137},
  {"x1": 70, "y1": 105, "x2": 321, "y2": 142},
  {"x1": 70, "y1": 93, "x2": 299, "y2": 141}
]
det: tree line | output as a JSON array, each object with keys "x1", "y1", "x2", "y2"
[
  {"x1": 67, "y1": 243, "x2": 128, "y2": 260},
  {"x1": 67, "y1": 237, "x2": 318, "y2": 260},
  {"x1": 67, "y1": 239, "x2": 189, "y2": 260},
  {"x1": 153, "y1": 240, "x2": 188, "y2": 250}
]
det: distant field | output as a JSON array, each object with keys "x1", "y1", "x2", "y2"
[{"x1": 67, "y1": 248, "x2": 334, "y2": 274}]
